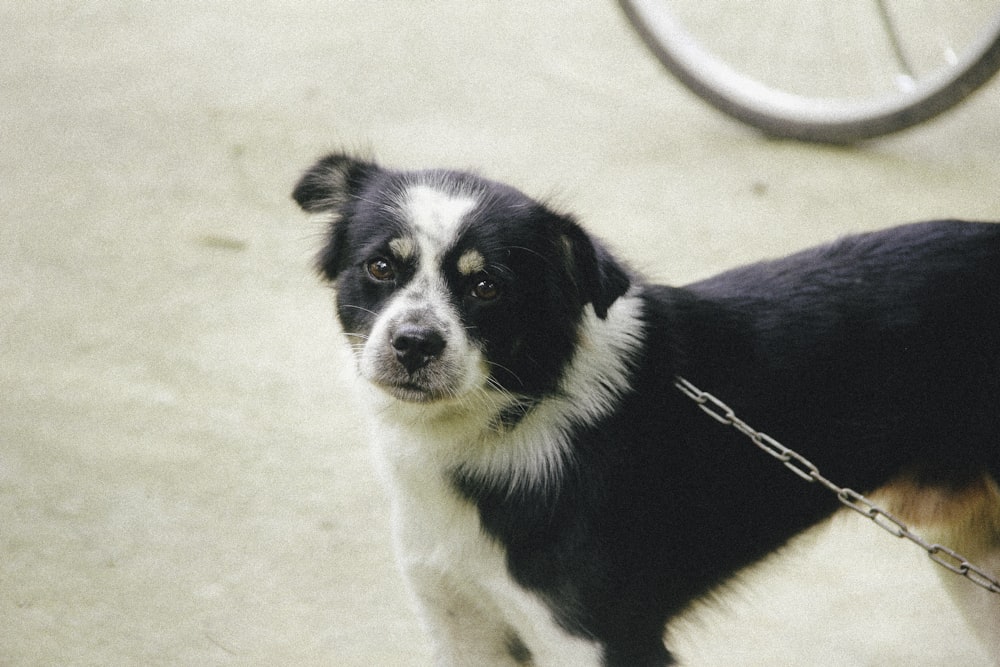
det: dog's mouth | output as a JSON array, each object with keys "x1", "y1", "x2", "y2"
[{"x1": 373, "y1": 379, "x2": 450, "y2": 403}]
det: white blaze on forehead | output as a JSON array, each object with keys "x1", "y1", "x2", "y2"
[{"x1": 403, "y1": 184, "x2": 477, "y2": 252}]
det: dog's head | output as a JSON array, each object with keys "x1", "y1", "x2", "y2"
[{"x1": 292, "y1": 153, "x2": 631, "y2": 415}]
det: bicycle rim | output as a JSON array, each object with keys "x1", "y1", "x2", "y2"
[{"x1": 620, "y1": 0, "x2": 1000, "y2": 143}]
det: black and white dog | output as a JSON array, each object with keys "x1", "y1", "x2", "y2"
[{"x1": 293, "y1": 153, "x2": 1000, "y2": 666}]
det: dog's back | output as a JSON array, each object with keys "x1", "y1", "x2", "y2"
[{"x1": 668, "y1": 219, "x2": 1000, "y2": 488}]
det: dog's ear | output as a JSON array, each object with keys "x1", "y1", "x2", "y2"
[
  {"x1": 555, "y1": 213, "x2": 631, "y2": 319},
  {"x1": 292, "y1": 152, "x2": 378, "y2": 213},
  {"x1": 292, "y1": 153, "x2": 381, "y2": 282}
]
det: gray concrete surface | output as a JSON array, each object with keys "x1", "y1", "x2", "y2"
[{"x1": 2, "y1": 2, "x2": 999, "y2": 665}]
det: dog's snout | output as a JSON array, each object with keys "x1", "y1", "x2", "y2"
[{"x1": 391, "y1": 324, "x2": 446, "y2": 373}]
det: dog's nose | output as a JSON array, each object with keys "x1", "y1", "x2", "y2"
[{"x1": 391, "y1": 325, "x2": 446, "y2": 374}]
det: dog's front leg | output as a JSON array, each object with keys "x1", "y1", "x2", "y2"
[
  {"x1": 387, "y1": 495, "x2": 534, "y2": 665},
  {"x1": 404, "y1": 570, "x2": 532, "y2": 666}
]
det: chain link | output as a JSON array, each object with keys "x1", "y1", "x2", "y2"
[{"x1": 674, "y1": 376, "x2": 1000, "y2": 595}]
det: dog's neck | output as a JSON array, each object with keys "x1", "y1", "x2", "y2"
[{"x1": 362, "y1": 289, "x2": 647, "y2": 494}]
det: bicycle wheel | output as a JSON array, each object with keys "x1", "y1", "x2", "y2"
[{"x1": 619, "y1": 0, "x2": 1000, "y2": 143}]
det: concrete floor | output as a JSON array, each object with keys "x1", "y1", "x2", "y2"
[{"x1": 2, "y1": 2, "x2": 999, "y2": 665}]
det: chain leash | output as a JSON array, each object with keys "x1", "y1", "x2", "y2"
[{"x1": 673, "y1": 376, "x2": 1000, "y2": 595}]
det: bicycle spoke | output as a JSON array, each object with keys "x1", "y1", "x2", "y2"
[{"x1": 874, "y1": 0, "x2": 916, "y2": 81}]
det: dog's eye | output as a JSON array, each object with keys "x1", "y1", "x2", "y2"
[
  {"x1": 471, "y1": 276, "x2": 500, "y2": 301},
  {"x1": 366, "y1": 258, "x2": 395, "y2": 282}
]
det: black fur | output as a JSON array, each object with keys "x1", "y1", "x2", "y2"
[{"x1": 294, "y1": 153, "x2": 1000, "y2": 666}]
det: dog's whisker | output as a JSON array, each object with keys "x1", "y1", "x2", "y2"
[
  {"x1": 485, "y1": 360, "x2": 525, "y2": 387},
  {"x1": 339, "y1": 304, "x2": 380, "y2": 317}
]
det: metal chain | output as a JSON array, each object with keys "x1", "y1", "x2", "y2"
[{"x1": 673, "y1": 376, "x2": 1000, "y2": 595}]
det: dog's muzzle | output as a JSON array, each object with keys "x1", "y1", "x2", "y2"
[{"x1": 357, "y1": 296, "x2": 486, "y2": 404}]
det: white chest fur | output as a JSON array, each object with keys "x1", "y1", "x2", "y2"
[{"x1": 369, "y1": 417, "x2": 604, "y2": 667}]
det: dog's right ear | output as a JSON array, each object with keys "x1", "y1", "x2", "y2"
[
  {"x1": 292, "y1": 153, "x2": 380, "y2": 282},
  {"x1": 554, "y1": 213, "x2": 632, "y2": 320},
  {"x1": 292, "y1": 152, "x2": 379, "y2": 213}
]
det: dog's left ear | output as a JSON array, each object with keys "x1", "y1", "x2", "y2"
[
  {"x1": 292, "y1": 152, "x2": 378, "y2": 213},
  {"x1": 555, "y1": 213, "x2": 631, "y2": 319},
  {"x1": 292, "y1": 152, "x2": 381, "y2": 282}
]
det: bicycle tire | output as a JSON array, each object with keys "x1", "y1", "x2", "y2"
[{"x1": 619, "y1": 0, "x2": 1000, "y2": 143}]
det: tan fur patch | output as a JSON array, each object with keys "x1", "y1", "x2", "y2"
[
  {"x1": 389, "y1": 237, "x2": 416, "y2": 262},
  {"x1": 874, "y1": 473, "x2": 1000, "y2": 555},
  {"x1": 457, "y1": 249, "x2": 486, "y2": 276}
]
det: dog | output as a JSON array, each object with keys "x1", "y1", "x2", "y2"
[{"x1": 292, "y1": 153, "x2": 1000, "y2": 666}]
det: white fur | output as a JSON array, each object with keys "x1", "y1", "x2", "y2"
[
  {"x1": 403, "y1": 183, "x2": 477, "y2": 252},
  {"x1": 937, "y1": 548, "x2": 1000, "y2": 665}
]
